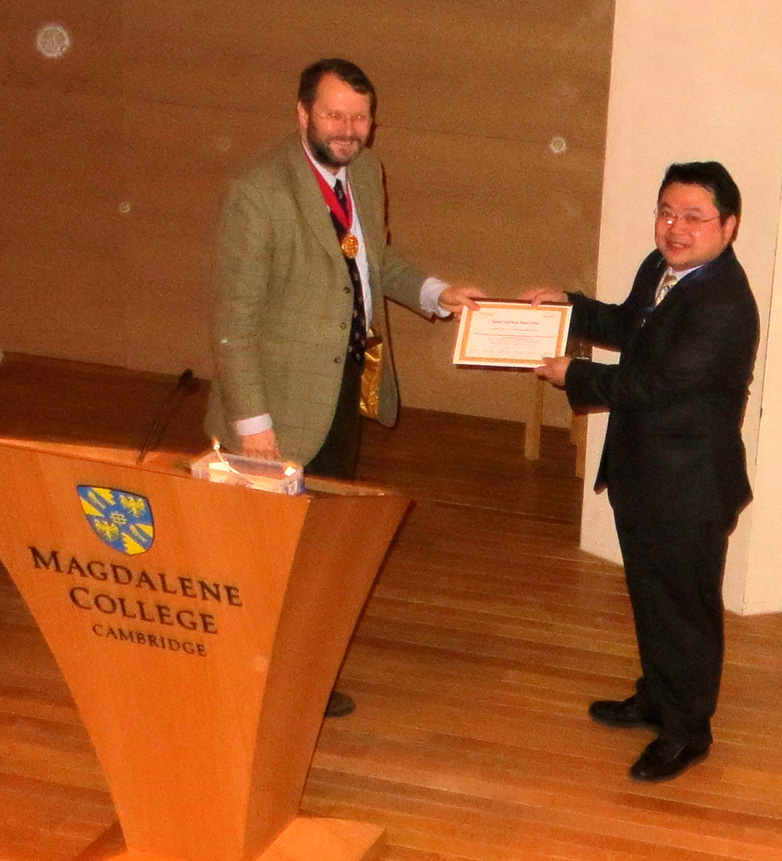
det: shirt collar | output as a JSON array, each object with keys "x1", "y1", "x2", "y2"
[
  {"x1": 301, "y1": 138, "x2": 347, "y2": 189},
  {"x1": 665, "y1": 264, "x2": 701, "y2": 282}
]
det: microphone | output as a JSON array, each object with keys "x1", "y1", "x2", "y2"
[{"x1": 136, "y1": 369, "x2": 195, "y2": 465}]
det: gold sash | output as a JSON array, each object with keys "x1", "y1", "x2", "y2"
[{"x1": 359, "y1": 332, "x2": 383, "y2": 420}]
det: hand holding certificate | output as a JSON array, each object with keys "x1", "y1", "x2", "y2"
[{"x1": 452, "y1": 300, "x2": 572, "y2": 368}]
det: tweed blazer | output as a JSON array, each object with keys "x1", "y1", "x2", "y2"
[
  {"x1": 205, "y1": 135, "x2": 429, "y2": 464},
  {"x1": 565, "y1": 246, "x2": 758, "y2": 522}
]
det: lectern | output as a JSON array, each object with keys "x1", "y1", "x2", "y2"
[{"x1": 0, "y1": 440, "x2": 409, "y2": 861}]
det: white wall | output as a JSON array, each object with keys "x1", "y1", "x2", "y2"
[
  {"x1": 580, "y1": 1, "x2": 782, "y2": 613},
  {"x1": 743, "y1": 188, "x2": 782, "y2": 613}
]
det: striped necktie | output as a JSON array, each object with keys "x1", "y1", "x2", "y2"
[{"x1": 655, "y1": 270, "x2": 678, "y2": 306}]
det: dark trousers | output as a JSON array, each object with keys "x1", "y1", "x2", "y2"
[
  {"x1": 305, "y1": 356, "x2": 363, "y2": 480},
  {"x1": 614, "y1": 517, "x2": 731, "y2": 749}
]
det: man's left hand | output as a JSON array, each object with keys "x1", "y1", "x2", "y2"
[
  {"x1": 438, "y1": 285, "x2": 486, "y2": 318},
  {"x1": 534, "y1": 356, "x2": 572, "y2": 387}
]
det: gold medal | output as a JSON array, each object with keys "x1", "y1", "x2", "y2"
[{"x1": 341, "y1": 232, "x2": 359, "y2": 259}]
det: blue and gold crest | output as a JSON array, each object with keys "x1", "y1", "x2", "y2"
[{"x1": 77, "y1": 486, "x2": 154, "y2": 555}]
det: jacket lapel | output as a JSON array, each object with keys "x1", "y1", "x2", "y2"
[{"x1": 285, "y1": 137, "x2": 346, "y2": 266}]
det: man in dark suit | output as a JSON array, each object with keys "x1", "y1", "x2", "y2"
[
  {"x1": 527, "y1": 162, "x2": 759, "y2": 781},
  {"x1": 206, "y1": 58, "x2": 482, "y2": 717}
]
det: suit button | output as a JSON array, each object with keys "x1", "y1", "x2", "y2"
[
  {"x1": 343, "y1": 286, "x2": 351, "y2": 294},
  {"x1": 340, "y1": 321, "x2": 348, "y2": 329},
  {"x1": 334, "y1": 356, "x2": 343, "y2": 364}
]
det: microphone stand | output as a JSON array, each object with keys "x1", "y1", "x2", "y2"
[{"x1": 136, "y1": 369, "x2": 195, "y2": 465}]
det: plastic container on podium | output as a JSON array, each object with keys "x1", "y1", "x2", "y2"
[
  {"x1": 190, "y1": 449, "x2": 305, "y2": 494},
  {"x1": 0, "y1": 440, "x2": 409, "y2": 861}
]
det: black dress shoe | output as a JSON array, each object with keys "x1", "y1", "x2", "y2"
[
  {"x1": 629, "y1": 737, "x2": 709, "y2": 782},
  {"x1": 589, "y1": 696, "x2": 660, "y2": 729},
  {"x1": 324, "y1": 690, "x2": 356, "y2": 718}
]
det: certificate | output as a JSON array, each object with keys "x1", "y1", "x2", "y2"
[{"x1": 453, "y1": 300, "x2": 572, "y2": 368}]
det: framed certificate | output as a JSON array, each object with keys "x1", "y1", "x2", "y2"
[{"x1": 453, "y1": 300, "x2": 572, "y2": 368}]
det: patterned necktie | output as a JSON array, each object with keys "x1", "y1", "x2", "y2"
[
  {"x1": 333, "y1": 179, "x2": 366, "y2": 363},
  {"x1": 655, "y1": 270, "x2": 678, "y2": 306}
]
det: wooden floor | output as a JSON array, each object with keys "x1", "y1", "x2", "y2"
[{"x1": 2, "y1": 354, "x2": 782, "y2": 860}]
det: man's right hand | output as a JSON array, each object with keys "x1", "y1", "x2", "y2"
[
  {"x1": 521, "y1": 287, "x2": 569, "y2": 306},
  {"x1": 240, "y1": 429, "x2": 280, "y2": 461}
]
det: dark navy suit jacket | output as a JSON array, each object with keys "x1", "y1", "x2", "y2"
[{"x1": 565, "y1": 246, "x2": 759, "y2": 522}]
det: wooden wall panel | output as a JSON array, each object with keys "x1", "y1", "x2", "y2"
[
  {"x1": 120, "y1": 1, "x2": 304, "y2": 114},
  {"x1": 2, "y1": 2, "x2": 122, "y2": 96},
  {"x1": 118, "y1": 101, "x2": 267, "y2": 376},
  {"x1": 0, "y1": 84, "x2": 125, "y2": 365},
  {"x1": 376, "y1": 120, "x2": 605, "y2": 423},
  {"x1": 0, "y1": 0, "x2": 613, "y2": 428}
]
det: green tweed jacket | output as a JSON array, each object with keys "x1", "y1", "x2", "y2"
[{"x1": 204, "y1": 135, "x2": 430, "y2": 465}]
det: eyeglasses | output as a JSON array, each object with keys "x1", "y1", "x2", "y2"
[
  {"x1": 655, "y1": 208, "x2": 721, "y2": 228},
  {"x1": 312, "y1": 110, "x2": 372, "y2": 127}
]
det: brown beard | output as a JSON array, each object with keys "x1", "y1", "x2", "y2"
[{"x1": 307, "y1": 128, "x2": 364, "y2": 169}]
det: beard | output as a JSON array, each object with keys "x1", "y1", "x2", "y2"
[{"x1": 307, "y1": 126, "x2": 365, "y2": 169}]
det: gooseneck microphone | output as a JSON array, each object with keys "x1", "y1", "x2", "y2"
[{"x1": 136, "y1": 369, "x2": 195, "y2": 465}]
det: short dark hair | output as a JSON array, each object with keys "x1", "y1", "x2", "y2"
[
  {"x1": 297, "y1": 58, "x2": 376, "y2": 115},
  {"x1": 658, "y1": 161, "x2": 741, "y2": 223}
]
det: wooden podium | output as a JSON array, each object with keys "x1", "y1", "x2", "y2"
[{"x1": 0, "y1": 440, "x2": 409, "y2": 861}]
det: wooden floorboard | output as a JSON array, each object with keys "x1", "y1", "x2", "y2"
[{"x1": 1, "y1": 353, "x2": 782, "y2": 859}]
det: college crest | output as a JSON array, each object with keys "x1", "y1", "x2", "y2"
[{"x1": 77, "y1": 486, "x2": 155, "y2": 555}]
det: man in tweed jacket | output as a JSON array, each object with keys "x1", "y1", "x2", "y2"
[{"x1": 206, "y1": 58, "x2": 481, "y2": 477}]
